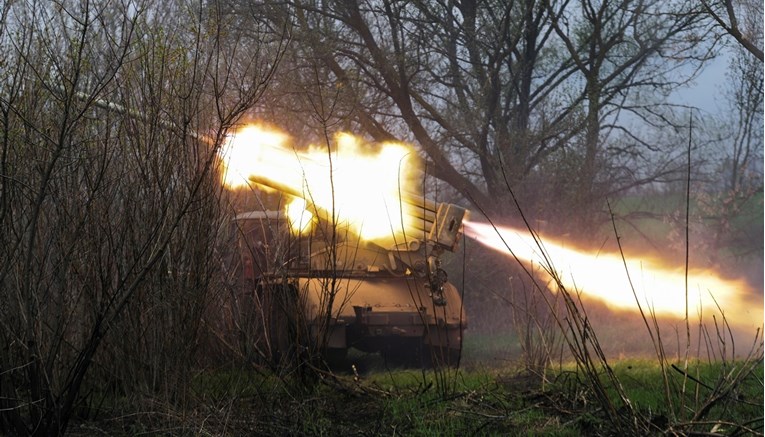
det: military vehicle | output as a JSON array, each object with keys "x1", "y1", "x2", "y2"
[{"x1": 234, "y1": 176, "x2": 468, "y2": 368}]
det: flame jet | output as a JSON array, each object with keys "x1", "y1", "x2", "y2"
[{"x1": 462, "y1": 220, "x2": 762, "y2": 331}]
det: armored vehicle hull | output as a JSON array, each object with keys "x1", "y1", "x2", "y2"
[{"x1": 234, "y1": 206, "x2": 467, "y2": 368}]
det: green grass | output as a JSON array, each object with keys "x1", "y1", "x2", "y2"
[
  {"x1": 68, "y1": 357, "x2": 763, "y2": 436},
  {"x1": 548, "y1": 358, "x2": 764, "y2": 432},
  {"x1": 623, "y1": 359, "x2": 763, "y2": 415},
  {"x1": 70, "y1": 357, "x2": 760, "y2": 436},
  {"x1": 461, "y1": 332, "x2": 523, "y2": 368}
]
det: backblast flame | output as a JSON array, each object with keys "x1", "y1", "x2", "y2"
[{"x1": 463, "y1": 220, "x2": 762, "y2": 330}]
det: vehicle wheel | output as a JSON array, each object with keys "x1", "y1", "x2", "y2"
[
  {"x1": 381, "y1": 337, "x2": 424, "y2": 368},
  {"x1": 422, "y1": 344, "x2": 461, "y2": 368},
  {"x1": 263, "y1": 282, "x2": 302, "y2": 369},
  {"x1": 422, "y1": 325, "x2": 463, "y2": 368}
]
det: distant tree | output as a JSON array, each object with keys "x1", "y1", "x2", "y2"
[
  {"x1": 723, "y1": 48, "x2": 763, "y2": 193},
  {"x1": 545, "y1": 0, "x2": 713, "y2": 228},
  {"x1": 693, "y1": 43, "x2": 763, "y2": 261}
]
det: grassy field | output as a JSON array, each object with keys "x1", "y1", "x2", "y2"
[{"x1": 69, "y1": 355, "x2": 763, "y2": 436}]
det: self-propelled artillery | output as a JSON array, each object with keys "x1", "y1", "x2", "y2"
[{"x1": 234, "y1": 176, "x2": 468, "y2": 368}]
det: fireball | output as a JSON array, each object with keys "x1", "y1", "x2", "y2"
[{"x1": 219, "y1": 125, "x2": 420, "y2": 241}]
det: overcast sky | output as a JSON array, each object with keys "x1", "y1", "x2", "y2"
[{"x1": 673, "y1": 53, "x2": 731, "y2": 116}]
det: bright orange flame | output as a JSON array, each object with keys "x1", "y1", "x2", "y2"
[
  {"x1": 220, "y1": 126, "x2": 290, "y2": 189},
  {"x1": 286, "y1": 198, "x2": 313, "y2": 234},
  {"x1": 220, "y1": 125, "x2": 420, "y2": 241},
  {"x1": 463, "y1": 221, "x2": 762, "y2": 330}
]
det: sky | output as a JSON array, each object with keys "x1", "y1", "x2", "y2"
[{"x1": 672, "y1": 51, "x2": 733, "y2": 116}]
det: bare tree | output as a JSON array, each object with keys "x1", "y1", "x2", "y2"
[
  {"x1": 722, "y1": 23, "x2": 764, "y2": 194},
  {"x1": 284, "y1": 0, "x2": 563, "y2": 215},
  {"x1": 691, "y1": 44, "x2": 763, "y2": 261},
  {"x1": 247, "y1": 0, "x2": 714, "y2": 238},
  {"x1": 701, "y1": 0, "x2": 764, "y2": 61},
  {"x1": 545, "y1": 0, "x2": 713, "y2": 228},
  {"x1": 0, "y1": 0, "x2": 281, "y2": 434}
]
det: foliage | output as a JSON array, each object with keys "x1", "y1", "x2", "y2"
[
  {"x1": 0, "y1": 1, "x2": 281, "y2": 434},
  {"x1": 63, "y1": 357, "x2": 763, "y2": 436}
]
